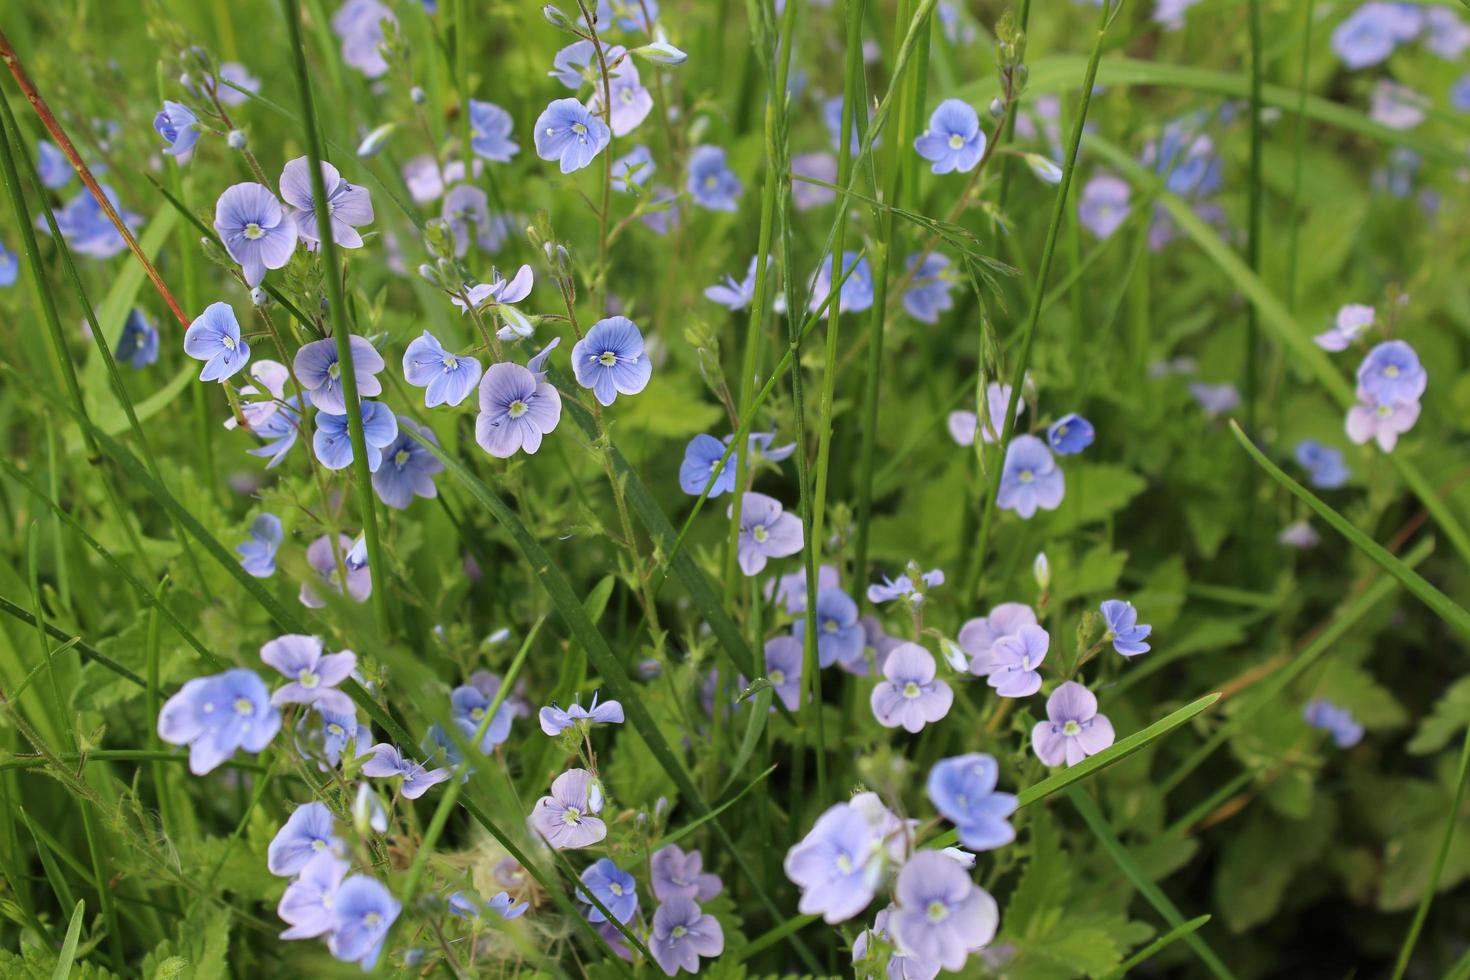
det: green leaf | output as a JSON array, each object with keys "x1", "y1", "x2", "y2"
[
  {"x1": 1101, "y1": 916, "x2": 1212, "y2": 980},
  {"x1": 1408, "y1": 677, "x2": 1470, "y2": 756},
  {"x1": 51, "y1": 900, "x2": 85, "y2": 980},
  {"x1": 139, "y1": 904, "x2": 231, "y2": 980}
]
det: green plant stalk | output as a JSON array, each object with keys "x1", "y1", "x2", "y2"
[
  {"x1": 43, "y1": 420, "x2": 70, "y2": 616},
  {"x1": 1393, "y1": 722, "x2": 1470, "y2": 979},
  {"x1": 1243, "y1": 0, "x2": 1265, "y2": 573},
  {"x1": 1101, "y1": 915, "x2": 1212, "y2": 980},
  {"x1": 993, "y1": 0, "x2": 1032, "y2": 211},
  {"x1": 1284, "y1": 0, "x2": 1315, "y2": 310},
  {"x1": 970, "y1": 3, "x2": 1112, "y2": 598},
  {"x1": 281, "y1": 0, "x2": 391, "y2": 637}
]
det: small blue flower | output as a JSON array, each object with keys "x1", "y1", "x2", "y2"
[
  {"x1": 1453, "y1": 74, "x2": 1470, "y2": 113},
  {"x1": 279, "y1": 157, "x2": 375, "y2": 249},
  {"x1": 261, "y1": 634, "x2": 357, "y2": 713},
  {"x1": 809, "y1": 251, "x2": 874, "y2": 314},
  {"x1": 549, "y1": 40, "x2": 626, "y2": 88},
  {"x1": 679, "y1": 434, "x2": 736, "y2": 497},
  {"x1": 764, "y1": 636, "x2": 804, "y2": 711},
  {"x1": 154, "y1": 101, "x2": 200, "y2": 157},
  {"x1": 0, "y1": 242, "x2": 16, "y2": 288},
  {"x1": 977, "y1": 624, "x2": 1049, "y2": 698},
  {"x1": 927, "y1": 754, "x2": 1018, "y2": 851},
  {"x1": 539, "y1": 691, "x2": 625, "y2": 735},
  {"x1": 996, "y1": 435, "x2": 1064, "y2": 519},
  {"x1": 901, "y1": 253, "x2": 956, "y2": 323},
  {"x1": 823, "y1": 95, "x2": 873, "y2": 155},
  {"x1": 115, "y1": 308, "x2": 159, "y2": 368},
  {"x1": 914, "y1": 99, "x2": 986, "y2": 174},
  {"x1": 372, "y1": 417, "x2": 444, "y2": 509},
  {"x1": 278, "y1": 852, "x2": 348, "y2": 940},
  {"x1": 533, "y1": 98, "x2": 611, "y2": 174},
  {"x1": 237, "y1": 512, "x2": 283, "y2": 577},
  {"x1": 475, "y1": 360, "x2": 563, "y2": 458},
  {"x1": 294, "y1": 335, "x2": 386, "y2": 415},
  {"x1": 650, "y1": 897, "x2": 724, "y2": 976},
  {"x1": 867, "y1": 569, "x2": 944, "y2": 606},
  {"x1": 313, "y1": 400, "x2": 399, "y2": 472},
  {"x1": 183, "y1": 301, "x2": 250, "y2": 382},
  {"x1": 469, "y1": 100, "x2": 520, "y2": 162},
  {"x1": 1099, "y1": 599, "x2": 1151, "y2": 656},
  {"x1": 705, "y1": 255, "x2": 763, "y2": 310},
  {"x1": 599, "y1": 0, "x2": 659, "y2": 31},
  {"x1": 589, "y1": 61, "x2": 654, "y2": 137},
  {"x1": 213, "y1": 182, "x2": 297, "y2": 286},
  {"x1": 1332, "y1": 2, "x2": 1412, "y2": 69},
  {"x1": 611, "y1": 144, "x2": 656, "y2": 192},
  {"x1": 1077, "y1": 174, "x2": 1131, "y2": 240},
  {"x1": 1294, "y1": 439, "x2": 1350, "y2": 489},
  {"x1": 1356, "y1": 339, "x2": 1426, "y2": 405},
  {"x1": 403, "y1": 331, "x2": 482, "y2": 407},
  {"x1": 733, "y1": 492, "x2": 804, "y2": 576},
  {"x1": 1303, "y1": 698, "x2": 1364, "y2": 748},
  {"x1": 449, "y1": 889, "x2": 529, "y2": 920},
  {"x1": 687, "y1": 145, "x2": 743, "y2": 212},
  {"x1": 888, "y1": 851, "x2": 998, "y2": 971},
  {"x1": 450, "y1": 671, "x2": 516, "y2": 752},
  {"x1": 267, "y1": 801, "x2": 342, "y2": 876},
  {"x1": 36, "y1": 140, "x2": 70, "y2": 189},
  {"x1": 327, "y1": 874, "x2": 401, "y2": 970},
  {"x1": 578, "y1": 858, "x2": 639, "y2": 924},
  {"x1": 42, "y1": 184, "x2": 138, "y2": 260},
  {"x1": 361, "y1": 743, "x2": 451, "y2": 799},
  {"x1": 871, "y1": 643, "x2": 953, "y2": 733},
  {"x1": 157, "y1": 668, "x2": 282, "y2": 774},
  {"x1": 796, "y1": 587, "x2": 865, "y2": 669},
  {"x1": 571, "y1": 316, "x2": 653, "y2": 406},
  {"x1": 1046, "y1": 413, "x2": 1094, "y2": 455}
]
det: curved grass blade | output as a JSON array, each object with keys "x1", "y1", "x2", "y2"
[
  {"x1": 0, "y1": 597, "x2": 144, "y2": 690},
  {"x1": 1100, "y1": 914, "x2": 1211, "y2": 980},
  {"x1": 720, "y1": 686, "x2": 773, "y2": 794},
  {"x1": 1068, "y1": 788, "x2": 1235, "y2": 980},
  {"x1": 51, "y1": 898, "x2": 84, "y2": 980},
  {"x1": 664, "y1": 763, "x2": 777, "y2": 849}
]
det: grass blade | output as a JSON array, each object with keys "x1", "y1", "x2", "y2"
[
  {"x1": 51, "y1": 898, "x2": 84, "y2": 980},
  {"x1": 1100, "y1": 914, "x2": 1211, "y2": 980}
]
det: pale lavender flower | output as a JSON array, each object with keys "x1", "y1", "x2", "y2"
[
  {"x1": 1424, "y1": 7, "x2": 1470, "y2": 58},
  {"x1": 792, "y1": 152, "x2": 837, "y2": 211},
  {"x1": 327, "y1": 875, "x2": 400, "y2": 970},
  {"x1": 650, "y1": 897, "x2": 724, "y2": 976},
  {"x1": 1078, "y1": 174, "x2": 1131, "y2": 239},
  {"x1": 764, "y1": 635, "x2": 804, "y2": 710},
  {"x1": 1188, "y1": 381, "x2": 1240, "y2": 417},
  {"x1": 278, "y1": 852, "x2": 348, "y2": 940},
  {"x1": 1279, "y1": 519, "x2": 1321, "y2": 549},
  {"x1": 1357, "y1": 339, "x2": 1426, "y2": 405},
  {"x1": 871, "y1": 643, "x2": 953, "y2": 733},
  {"x1": 293, "y1": 335, "x2": 385, "y2": 415},
  {"x1": 867, "y1": 569, "x2": 945, "y2": 606},
  {"x1": 539, "y1": 691, "x2": 624, "y2": 735},
  {"x1": 958, "y1": 603, "x2": 1037, "y2": 677},
  {"x1": 732, "y1": 492, "x2": 804, "y2": 576},
  {"x1": 977, "y1": 624, "x2": 1049, "y2": 698},
  {"x1": 705, "y1": 256, "x2": 763, "y2": 310},
  {"x1": 588, "y1": 59, "x2": 654, "y2": 137},
  {"x1": 301, "y1": 532, "x2": 372, "y2": 608},
  {"x1": 1032, "y1": 681, "x2": 1115, "y2": 767},
  {"x1": 796, "y1": 587, "x2": 865, "y2": 669},
  {"x1": 996, "y1": 435, "x2": 1064, "y2": 519},
  {"x1": 261, "y1": 634, "x2": 356, "y2": 713},
  {"x1": 1346, "y1": 387, "x2": 1421, "y2": 451},
  {"x1": 888, "y1": 851, "x2": 999, "y2": 971},
  {"x1": 927, "y1": 754, "x2": 1017, "y2": 851},
  {"x1": 853, "y1": 906, "x2": 941, "y2": 980},
  {"x1": 1370, "y1": 80, "x2": 1427, "y2": 130},
  {"x1": 469, "y1": 100, "x2": 519, "y2": 162},
  {"x1": 651, "y1": 844, "x2": 723, "y2": 902},
  {"x1": 475, "y1": 359, "x2": 563, "y2": 457},
  {"x1": 529, "y1": 768, "x2": 606, "y2": 849},
  {"x1": 770, "y1": 564, "x2": 839, "y2": 613},
  {"x1": 1333, "y1": 2, "x2": 1414, "y2": 68},
  {"x1": 237, "y1": 513, "x2": 283, "y2": 577},
  {"x1": 213, "y1": 182, "x2": 297, "y2": 286},
  {"x1": 448, "y1": 889, "x2": 529, "y2": 921},
  {"x1": 784, "y1": 796, "x2": 899, "y2": 923},
  {"x1": 1314, "y1": 303, "x2": 1374, "y2": 351},
  {"x1": 361, "y1": 743, "x2": 452, "y2": 799},
  {"x1": 279, "y1": 157, "x2": 374, "y2": 249},
  {"x1": 1303, "y1": 698, "x2": 1364, "y2": 747},
  {"x1": 267, "y1": 801, "x2": 342, "y2": 876},
  {"x1": 947, "y1": 382, "x2": 1022, "y2": 447},
  {"x1": 157, "y1": 668, "x2": 282, "y2": 774}
]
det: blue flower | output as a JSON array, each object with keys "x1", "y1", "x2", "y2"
[
  {"x1": 1151, "y1": 118, "x2": 1221, "y2": 197},
  {"x1": 302, "y1": 533, "x2": 373, "y2": 608},
  {"x1": 651, "y1": 843, "x2": 723, "y2": 902},
  {"x1": 533, "y1": 98, "x2": 611, "y2": 174},
  {"x1": 539, "y1": 691, "x2": 625, "y2": 735},
  {"x1": 914, "y1": 99, "x2": 986, "y2": 174},
  {"x1": 1078, "y1": 174, "x2": 1131, "y2": 240},
  {"x1": 784, "y1": 794, "x2": 904, "y2": 923},
  {"x1": 449, "y1": 890, "x2": 529, "y2": 920},
  {"x1": 261, "y1": 634, "x2": 357, "y2": 713},
  {"x1": 469, "y1": 100, "x2": 520, "y2": 162},
  {"x1": 599, "y1": 0, "x2": 659, "y2": 31},
  {"x1": 1314, "y1": 303, "x2": 1374, "y2": 351},
  {"x1": 183, "y1": 301, "x2": 250, "y2": 382},
  {"x1": 996, "y1": 435, "x2": 1064, "y2": 519},
  {"x1": 373, "y1": 418, "x2": 444, "y2": 509},
  {"x1": 809, "y1": 251, "x2": 874, "y2": 314},
  {"x1": 157, "y1": 668, "x2": 282, "y2": 774},
  {"x1": 244, "y1": 395, "x2": 302, "y2": 468},
  {"x1": 901, "y1": 253, "x2": 956, "y2": 322},
  {"x1": 0, "y1": 242, "x2": 16, "y2": 288},
  {"x1": 1356, "y1": 339, "x2": 1426, "y2": 405},
  {"x1": 927, "y1": 754, "x2": 1018, "y2": 851},
  {"x1": 611, "y1": 144, "x2": 656, "y2": 191},
  {"x1": 650, "y1": 897, "x2": 724, "y2": 976},
  {"x1": 450, "y1": 671, "x2": 516, "y2": 751},
  {"x1": 36, "y1": 140, "x2": 71, "y2": 189},
  {"x1": 529, "y1": 768, "x2": 607, "y2": 849},
  {"x1": 278, "y1": 852, "x2": 348, "y2": 940},
  {"x1": 116, "y1": 308, "x2": 159, "y2": 368},
  {"x1": 237, "y1": 512, "x2": 283, "y2": 577},
  {"x1": 1303, "y1": 698, "x2": 1364, "y2": 748},
  {"x1": 733, "y1": 492, "x2": 803, "y2": 576},
  {"x1": 213, "y1": 182, "x2": 297, "y2": 286},
  {"x1": 333, "y1": 0, "x2": 396, "y2": 78},
  {"x1": 279, "y1": 157, "x2": 375, "y2": 249},
  {"x1": 871, "y1": 643, "x2": 953, "y2": 733},
  {"x1": 823, "y1": 95, "x2": 874, "y2": 155},
  {"x1": 1332, "y1": 2, "x2": 1413, "y2": 69},
  {"x1": 154, "y1": 101, "x2": 200, "y2": 157},
  {"x1": 214, "y1": 62, "x2": 262, "y2": 106},
  {"x1": 571, "y1": 315, "x2": 653, "y2": 406},
  {"x1": 327, "y1": 875, "x2": 401, "y2": 970},
  {"x1": 313, "y1": 400, "x2": 399, "y2": 471},
  {"x1": 705, "y1": 256, "x2": 762, "y2": 310},
  {"x1": 293, "y1": 335, "x2": 386, "y2": 415},
  {"x1": 687, "y1": 145, "x2": 742, "y2": 212},
  {"x1": 1453, "y1": 74, "x2": 1470, "y2": 113},
  {"x1": 589, "y1": 60, "x2": 654, "y2": 137},
  {"x1": 549, "y1": 40, "x2": 626, "y2": 88},
  {"x1": 267, "y1": 801, "x2": 342, "y2": 876},
  {"x1": 764, "y1": 636, "x2": 804, "y2": 711},
  {"x1": 403, "y1": 331, "x2": 482, "y2": 407},
  {"x1": 42, "y1": 184, "x2": 138, "y2": 260},
  {"x1": 475, "y1": 361, "x2": 563, "y2": 457},
  {"x1": 441, "y1": 184, "x2": 495, "y2": 257},
  {"x1": 796, "y1": 587, "x2": 865, "y2": 669},
  {"x1": 888, "y1": 851, "x2": 999, "y2": 971},
  {"x1": 1294, "y1": 439, "x2": 1350, "y2": 489},
  {"x1": 679, "y1": 434, "x2": 737, "y2": 497},
  {"x1": 1046, "y1": 413, "x2": 1094, "y2": 455},
  {"x1": 976, "y1": 624, "x2": 1049, "y2": 697},
  {"x1": 308, "y1": 703, "x2": 369, "y2": 768},
  {"x1": 578, "y1": 858, "x2": 639, "y2": 924},
  {"x1": 453, "y1": 264, "x2": 535, "y2": 339},
  {"x1": 867, "y1": 568, "x2": 944, "y2": 606},
  {"x1": 361, "y1": 743, "x2": 451, "y2": 799},
  {"x1": 1099, "y1": 599, "x2": 1151, "y2": 656}
]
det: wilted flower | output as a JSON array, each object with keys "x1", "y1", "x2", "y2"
[{"x1": 153, "y1": 101, "x2": 200, "y2": 157}]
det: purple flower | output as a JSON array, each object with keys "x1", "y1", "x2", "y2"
[
  {"x1": 454, "y1": 264, "x2": 535, "y2": 338},
  {"x1": 1099, "y1": 600, "x2": 1151, "y2": 656},
  {"x1": 529, "y1": 768, "x2": 606, "y2": 849},
  {"x1": 571, "y1": 316, "x2": 653, "y2": 406},
  {"x1": 475, "y1": 361, "x2": 563, "y2": 457},
  {"x1": 301, "y1": 532, "x2": 373, "y2": 608},
  {"x1": 996, "y1": 435, "x2": 1064, "y2": 519},
  {"x1": 36, "y1": 140, "x2": 70, "y2": 189},
  {"x1": 958, "y1": 603, "x2": 1037, "y2": 677},
  {"x1": 1294, "y1": 439, "x2": 1350, "y2": 489},
  {"x1": 279, "y1": 157, "x2": 374, "y2": 249},
  {"x1": 823, "y1": 95, "x2": 874, "y2": 155},
  {"x1": 640, "y1": 185, "x2": 680, "y2": 234},
  {"x1": 441, "y1": 184, "x2": 494, "y2": 256},
  {"x1": 1425, "y1": 7, "x2": 1470, "y2": 58},
  {"x1": 403, "y1": 331, "x2": 482, "y2": 407},
  {"x1": 853, "y1": 906, "x2": 941, "y2": 980},
  {"x1": 914, "y1": 99, "x2": 985, "y2": 174},
  {"x1": 792, "y1": 152, "x2": 837, "y2": 211},
  {"x1": 679, "y1": 434, "x2": 736, "y2": 497},
  {"x1": 1346, "y1": 387, "x2": 1421, "y2": 452},
  {"x1": 902, "y1": 253, "x2": 956, "y2": 323},
  {"x1": 267, "y1": 801, "x2": 342, "y2": 876},
  {"x1": 1279, "y1": 519, "x2": 1321, "y2": 549},
  {"x1": 116, "y1": 308, "x2": 159, "y2": 368},
  {"x1": 1078, "y1": 174, "x2": 1131, "y2": 240},
  {"x1": 306, "y1": 704, "x2": 369, "y2": 768},
  {"x1": 871, "y1": 643, "x2": 953, "y2": 733},
  {"x1": 1032, "y1": 681, "x2": 1115, "y2": 767},
  {"x1": 687, "y1": 145, "x2": 743, "y2": 212},
  {"x1": 214, "y1": 62, "x2": 261, "y2": 106},
  {"x1": 154, "y1": 101, "x2": 200, "y2": 157},
  {"x1": 796, "y1": 587, "x2": 865, "y2": 669},
  {"x1": 650, "y1": 897, "x2": 724, "y2": 976},
  {"x1": 578, "y1": 858, "x2": 639, "y2": 924},
  {"x1": 598, "y1": 0, "x2": 660, "y2": 31},
  {"x1": 183, "y1": 302, "x2": 250, "y2": 382},
  {"x1": 857, "y1": 616, "x2": 904, "y2": 677},
  {"x1": 448, "y1": 889, "x2": 529, "y2": 920},
  {"x1": 770, "y1": 564, "x2": 839, "y2": 614},
  {"x1": 157, "y1": 668, "x2": 282, "y2": 775},
  {"x1": 1356, "y1": 339, "x2": 1426, "y2": 405},
  {"x1": 549, "y1": 40, "x2": 618, "y2": 88},
  {"x1": 1453, "y1": 74, "x2": 1470, "y2": 113},
  {"x1": 1189, "y1": 381, "x2": 1240, "y2": 417},
  {"x1": 1047, "y1": 413, "x2": 1094, "y2": 455},
  {"x1": 809, "y1": 250, "x2": 874, "y2": 314},
  {"x1": 784, "y1": 793, "x2": 904, "y2": 923},
  {"x1": 469, "y1": 100, "x2": 519, "y2": 162},
  {"x1": 43, "y1": 184, "x2": 138, "y2": 259},
  {"x1": 262, "y1": 634, "x2": 356, "y2": 713},
  {"x1": 888, "y1": 851, "x2": 999, "y2": 971},
  {"x1": 293, "y1": 335, "x2": 386, "y2": 415},
  {"x1": 651, "y1": 843, "x2": 723, "y2": 902},
  {"x1": 451, "y1": 671, "x2": 517, "y2": 751},
  {"x1": 237, "y1": 513, "x2": 283, "y2": 578},
  {"x1": 327, "y1": 875, "x2": 400, "y2": 970},
  {"x1": 948, "y1": 382, "x2": 1021, "y2": 447},
  {"x1": 1332, "y1": 2, "x2": 1413, "y2": 68},
  {"x1": 867, "y1": 569, "x2": 945, "y2": 606},
  {"x1": 1314, "y1": 303, "x2": 1374, "y2": 351},
  {"x1": 361, "y1": 743, "x2": 451, "y2": 799},
  {"x1": 588, "y1": 60, "x2": 654, "y2": 137},
  {"x1": 764, "y1": 635, "x2": 804, "y2": 710},
  {"x1": 705, "y1": 256, "x2": 762, "y2": 310},
  {"x1": 372, "y1": 418, "x2": 443, "y2": 509},
  {"x1": 539, "y1": 690, "x2": 624, "y2": 735},
  {"x1": 533, "y1": 98, "x2": 611, "y2": 174},
  {"x1": 976, "y1": 624, "x2": 1049, "y2": 697},
  {"x1": 927, "y1": 754, "x2": 1017, "y2": 851},
  {"x1": 1369, "y1": 80, "x2": 1427, "y2": 130},
  {"x1": 611, "y1": 144, "x2": 656, "y2": 191},
  {"x1": 213, "y1": 182, "x2": 298, "y2": 286},
  {"x1": 0, "y1": 242, "x2": 16, "y2": 287},
  {"x1": 732, "y1": 492, "x2": 804, "y2": 576},
  {"x1": 313, "y1": 400, "x2": 399, "y2": 472},
  {"x1": 278, "y1": 852, "x2": 348, "y2": 940},
  {"x1": 1303, "y1": 698, "x2": 1364, "y2": 748}
]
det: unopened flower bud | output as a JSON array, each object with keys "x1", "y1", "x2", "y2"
[
  {"x1": 410, "y1": 85, "x2": 427, "y2": 105},
  {"x1": 227, "y1": 129, "x2": 247, "y2": 150},
  {"x1": 989, "y1": 97, "x2": 1004, "y2": 119},
  {"x1": 250, "y1": 286, "x2": 268, "y2": 307},
  {"x1": 1033, "y1": 552, "x2": 1050, "y2": 590}
]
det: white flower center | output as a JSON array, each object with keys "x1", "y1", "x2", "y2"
[
  {"x1": 298, "y1": 669, "x2": 320, "y2": 689},
  {"x1": 927, "y1": 900, "x2": 949, "y2": 922},
  {"x1": 221, "y1": 334, "x2": 236, "y2": 351},
  {"x1": 312, "y1": 838, "x2": 327, "y2": 851},
  {"x1": 836, "y1": 853, "x2": 854, "y2": 874},
  {"x1": 672, "y1": 925, "x2": 688, "y2": 939},
  {"x1": 1019, "y1": 469, "x2": 1034, "y2": 484},
  {"x1": 599, "y1": 350, "x2": 618, "y2": 367},
  {"x1": 752, "y1": 524, "x2": 769, "y2": 543},
  {"x1": 769, "y1": 669, "x2": 785, "y2": 684},
  {"x1": 394, "y1": 449, "x2": 410, "y2": 467},
  {"x1": 948, "y1": 133, "x2": 965, "y2": 149},
  {"x1": 610, "y1": 882, "x2": 624, "y2": 896},
  {"x1": 1063, "y1": 720, "x2": 1081, "y2": 736},
  {"x1": 234, "y1": 697, "x2": 253, "y2": 715},
  {"x1": 565, "y1": 806, "x2": 582, "y2": 825},
  {"x1": 1384, "y1": 364, "x2": 1400, "y2": 378},
  {"x1": 243, "y1": 222, "x2": 264, "y2": 240},
  {"x1": 823, "y1": 619, "x2": 838, "y2": 633},
  {"x1": 363, "y1": 911, "x2": 381, "y2": 926},
  {"x1": 508, "y1": 399, "x2": 529, "y2": 419},
  {"x1": 572, "y1": 122, "x2": 588, "y2": 136},
  {"x1": 442, "y1": 354, "x2": 458, "y2": 370},
  {"x1": 1376, "y1": 404, "x2": 1392, "y2": 417},
  {"x1": 902, "y1": 681, "x2": 921, "y2": 698}
]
